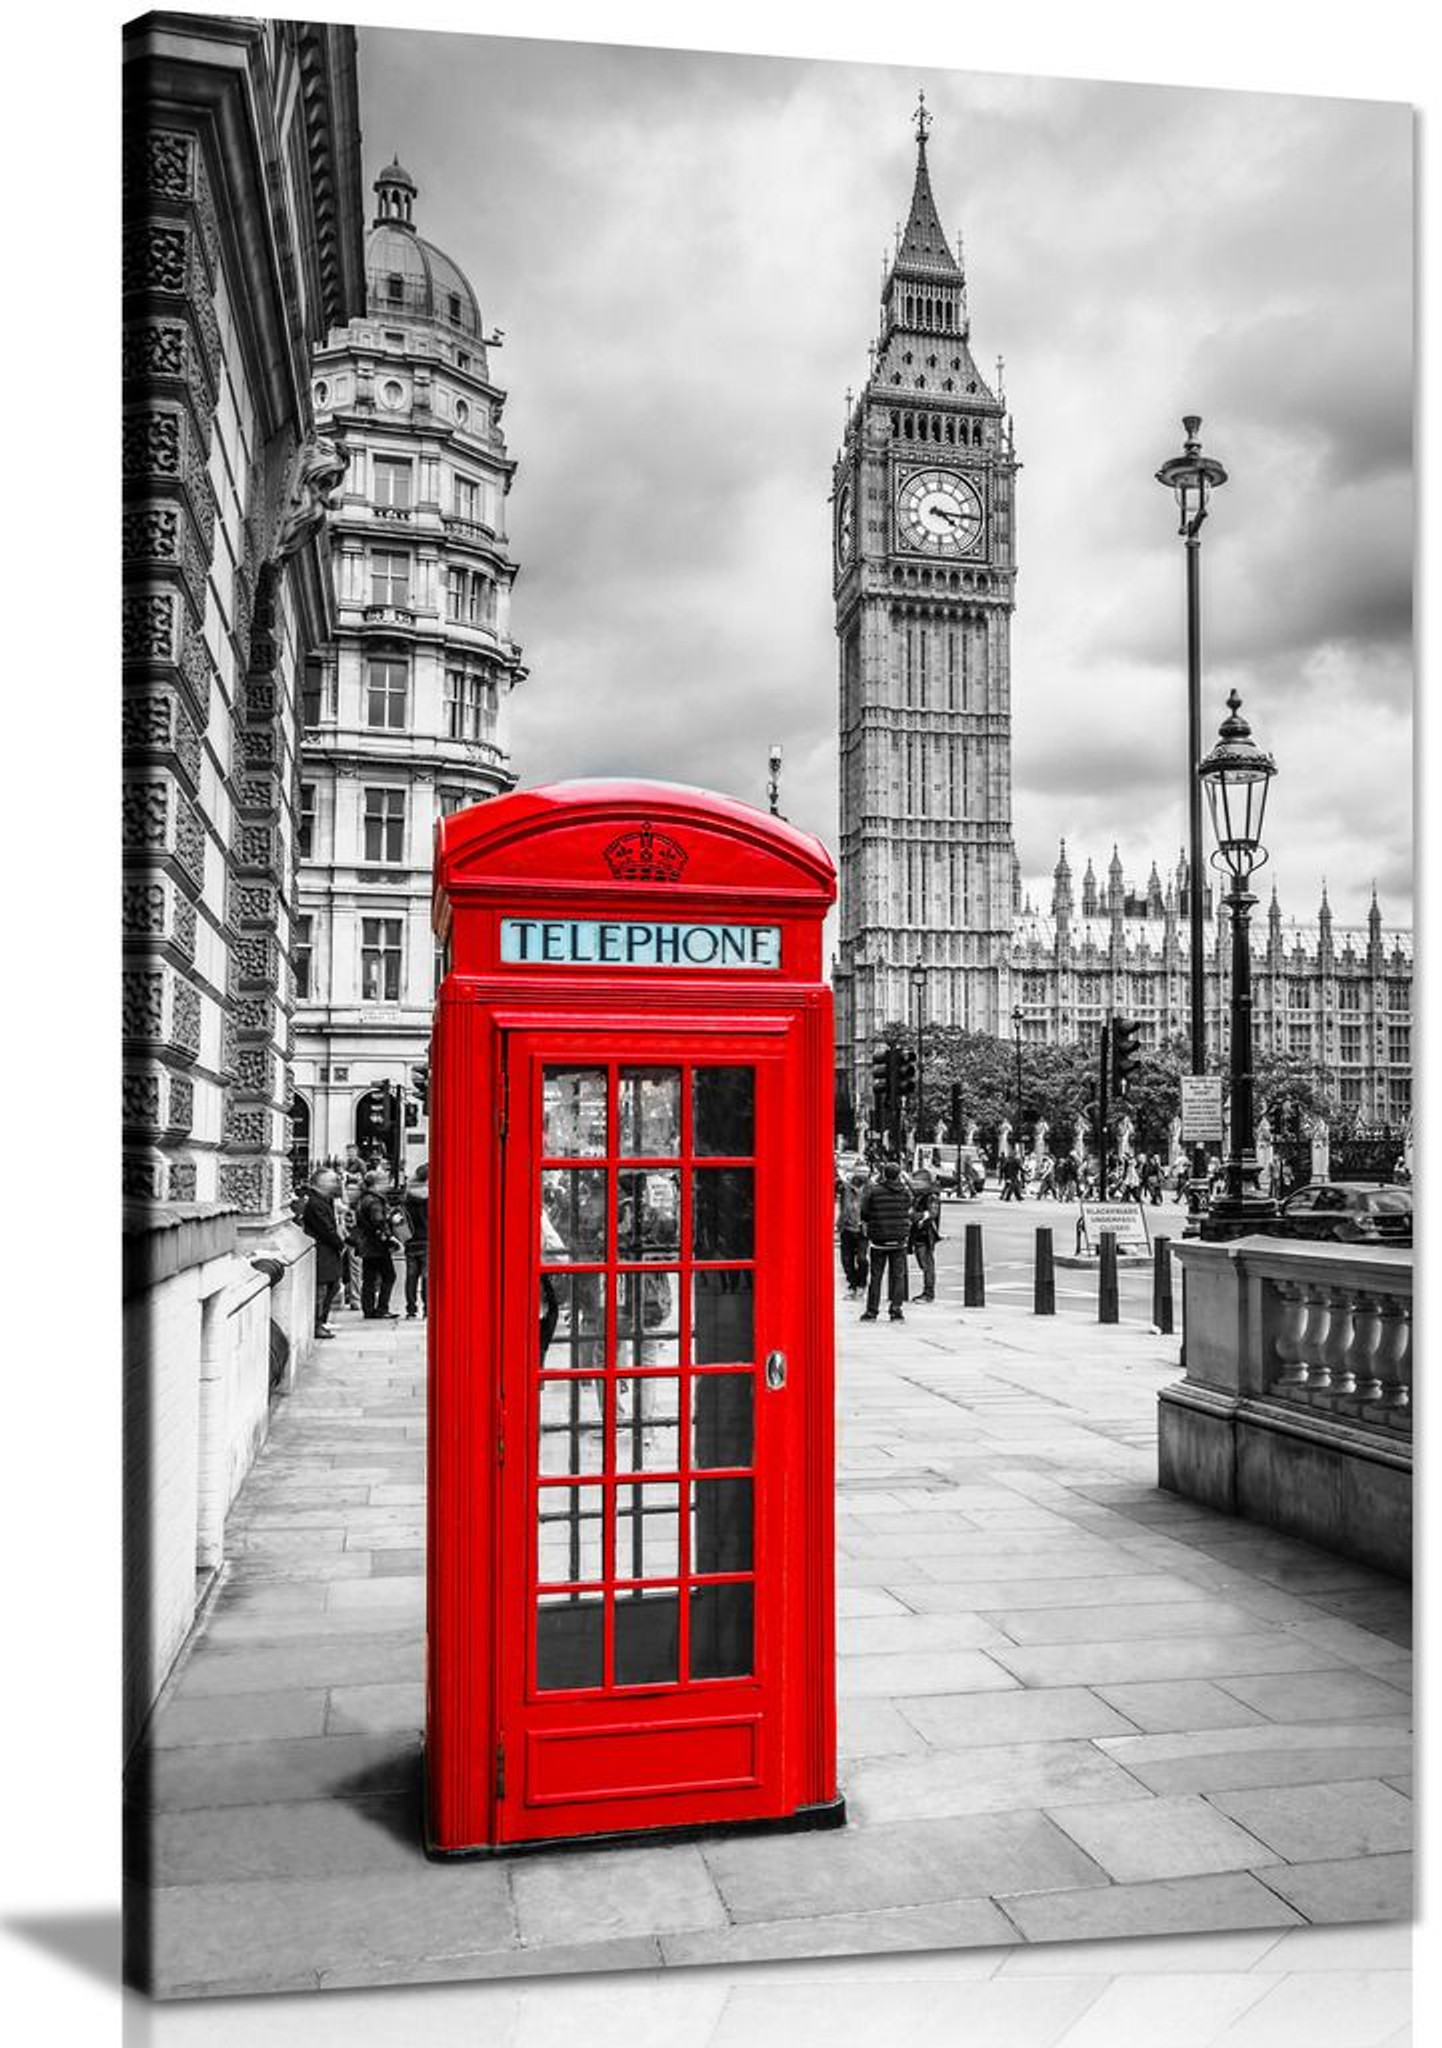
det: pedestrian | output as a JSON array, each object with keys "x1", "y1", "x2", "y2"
[
  {"x1": 1057, "y1": 1152, "x2": 1078, "y2": 1202},
  {"x1": 299, "y1": 1166, "x2": 345, "y2": 1338},
  {"x1": 1035, "y1": 1154, "x2": 1056, "y2": 1200},
  {"x1": 1142, "y1": 1153, "x2": 1163, "y2": 1204},
  {"x1": 338, "y1": 1165, "x2": 363, "y2": 1308},
  {"x1": 859, "y1": 1159, "x2": 912, "y2": 1323},
  {"x1": 908, "y1": 1167, "x2": 941, "y2": 1303},
  {"x1": 1000, "y1": 1148, "x2": 1024, "y2": 1202},
  {"x1": 836, "y1": 1167, "x2": 869, "y2": 1295},
  {"x1": 402, "y1": 1162, "x2": 429, "y2": 1318},
  {"x1": 354, "y1": 1168, "x2": 400, "y2": 1319}
]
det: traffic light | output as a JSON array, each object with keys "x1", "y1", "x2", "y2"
[
  {"x1": 356, "y1": 1086, "x2": 390, "y2": 1142},
  {"x1": 871, "y1": 1043, "x2": 894, "y2": 1108},
  {"x1": 410, "y1": 1062, "x2": 430, "y2": 1114},
  {"x1": 894, "y1": 1045, "x2": 917, "y2": 1098},
  {"x1": 1111, "y1": 1017, "x2": 1143, "y2": 1094}
]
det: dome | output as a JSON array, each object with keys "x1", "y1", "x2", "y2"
[{"x1": 365, "y1": 161, "x2": 484, "y2": 341}]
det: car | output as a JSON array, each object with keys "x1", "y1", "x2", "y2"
[{"x1": 1271, "y1": 1181, "x2": 1412, "y2": 1247}]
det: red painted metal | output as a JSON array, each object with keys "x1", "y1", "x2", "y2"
[{"x1": 426, "y1": 780, "x2": 840, "y2": 1853}]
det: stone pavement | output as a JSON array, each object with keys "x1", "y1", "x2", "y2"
[{"x1": 126, "y1": 1271, "x2": 1413, "y2": 2001}]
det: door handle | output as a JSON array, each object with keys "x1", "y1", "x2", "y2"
[{"x1": 765, "y1": 1349, "x2": 787, "y2": 1390}]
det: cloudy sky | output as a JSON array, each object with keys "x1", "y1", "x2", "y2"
[{"x1": 358, "y1": 27, "x2": 1412, "y2": 935}]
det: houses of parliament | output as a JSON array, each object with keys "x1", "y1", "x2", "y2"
[{"x1": 832, "y1": 107, "x2": 1412, "y2": 1132}]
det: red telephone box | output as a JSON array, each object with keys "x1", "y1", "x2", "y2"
[{"x1": 425, "y1": 780, "x2": 844, "y2": 1854}]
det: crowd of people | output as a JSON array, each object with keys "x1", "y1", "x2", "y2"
[
  {"x1": 294, "y1": 1145, "x2": 429, "y2": 1339},
  {"x1": 994, "y1": 1147, "x2": 1180, "y2": 1204}
]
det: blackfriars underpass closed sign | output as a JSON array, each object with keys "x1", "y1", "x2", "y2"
[{"x1": 500, "y1": 917, "x2": 782, "y2": 970}]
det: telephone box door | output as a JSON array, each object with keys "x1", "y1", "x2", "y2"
[{"x1": 494, "y1": 1022, "x2": 802, "y2": 1844}]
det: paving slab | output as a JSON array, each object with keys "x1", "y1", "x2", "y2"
[
  {"x1": 1044, "y1": 1794, "x2": 1280, "y2": 1883},
  {"x1": 837, "y1": 1648, "x2": 1018, "y2": 1697},
  {"x1": 144, "y1": 1796, "x2": 422, "y2": 1885},
  {"x1": 143, "y1": 1687, "x2": 329, "y2": 1748},
  {"x1": 1211, "y1": 1668, "x2": 1413, "y2": 1722},
  {"x1": 132, "y1": 1730, "x2": 416, "y2": 1812},
  {"x1": 845, "y1": 1738, "x2": 1150, "y2": 1826},
  {"x1": 325, "y1": 1681, "x2": 425, "y2": 1736},
  {"x1": 896, "y1": 1685, "x2": 1137, "y2": 1749},
  {"x1": 1091, "y1": 1680, "x2": 1268, "y2": 1734},
  {"x1": 1207, "y1": 1780, "x2": 1414, "y2": 1862},
  {"x1": 510, "y1": 1843, "x2": 727, "y2": 1945},
  {"x1": 999, "y1": 1871, "x2": 1304, "y2": 1943},
  {"x1": 987, "y1": 1633, "x2": 1342, "y2": 1689},
  {"x1": 836, "y1": 1697, "x2": 931, "y2": 1759},
  {"x1": 1257, "y1": 1852, "x2": 1414, "y2": 1923}
]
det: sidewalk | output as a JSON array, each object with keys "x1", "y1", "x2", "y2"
[{"x1": 128, "y1": 1281, "x2": 1413, "y2": 2000}]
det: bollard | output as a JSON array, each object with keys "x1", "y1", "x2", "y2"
[
  {"x1": 1153, "y1": 1234, "x2": 1174, "y2": 1334},
  {"x1": 963, "y1": 1221, "x2": 985, "y2": 1308},
  {"x1": 1098, "y1": 1230, "x2": 1119, "y2": 1325},
  {"x1": 1033, "y1": 1226, "x2": 1056, "y2": 1315}
]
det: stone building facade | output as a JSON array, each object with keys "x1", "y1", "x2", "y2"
[
  {"x1": 121, "y1": 12, "x2": 366, "y2": 1755},
  {"x1": 293, "y1": 159, "x2": 524, "y2": 1171},
  {"x1": 832, "y1": 106, "x2": 1021, "y2": 1076}
]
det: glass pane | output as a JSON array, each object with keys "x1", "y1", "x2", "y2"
[
  {"x1": 539, "y1": 1378, "x2": 605, "y2": 1475},
  {"x1": 541, "y1": 1168, "x2": 607, "y2": 1263},
  {"x1": 537, "y1": 1483, "x2": 603, "y2": 1585},
  {"x1": 694, "y1": 1068, "x2": 754, "y2": 1157},
  {"x1": 693, "y1": 1168, "x2": 754, "y2": 1259},
  {"x1": 536, "y1": 1593, "x2": 604, "y2": 1691},
  {"x1": 543, "y1": 1068, "x2": 607, "y2": 1156},
  {"x1": 538, "y1": 1272, "x2": 607, "y2": 1371},
  {"x1": 619, "y1": 1069, "x2": 681, "y2": 1156},
  {"x1": 692, "y1": 1374, "x2": 753, "y2": 1469},
  {"x1": 614, "y1": 1588, "x2": 679, "y2": 1686},
  {"x1": 693, "y1": 1271, "x2": 754, "y2": 1364},
  {"x1": 618, "y1": 1169, "x2": 680, "y2": 1261},
  {"x1": 614, "y1": 1482, "x2": 680, "y2": 1582},
  {"x1": 616, "y1": 1270, "x2": 681, "y2": 1370},
  {"x1": 691, "y1": 1478, "x2": 753, "y2": 1574},
  {"x1": 615, "y1": 1375, "x2": 680, "y2": 1474},
  {"x1": 690, "y1": 1582, "x2": 753, "y2": 1680}
]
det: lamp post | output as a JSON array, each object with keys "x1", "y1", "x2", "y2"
[
  {"x1": 1156, "y1": 416, "x2": 1228, "y2": 1221},
  {"x1": 1011, "y1": 1004, "x2": 1024, "y2": 1159},
  {"x1": 1198, "y1": 690, "x2": 1277, "y2": 1237},
  {"x1": 910, "y1": 957, "x2": 926, "y2": 1148}
]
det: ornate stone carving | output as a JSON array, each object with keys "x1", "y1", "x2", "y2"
[
  {"x1": 174, "y1": 797, "x2": 206, "y2": 888},
  {"x1": 237, "y1": 1046, "x2": 273, "y2": 1097},
  {"x1": 123, "y1": 1153, "x2": 165, "y2": 1202},
  {"x1": 236, "y1": 934, "x2": 275, "y2": 985},
  {"x1": 167, "y1": 1074, "x2": 194, "y2": 1134},
  {"x1": 122, "y1": 593, "x2": 177, "y2": 664},
  {"x1": 121, "y1": 504, "x2": 180, "y2": 565},
  {"x1": 171, "y1": 979, "x2": 202, "y2": 1057},
  {"x1": 121, "y1": 317, "x2": 187, "y2": 386},
  {"x1": 123, "y1": 1072, "x2": 162, "y2": 1127},
  {"x1": 121, "y1": 881, "x2": 167, "y2": 937},
  {"x1": 220, "y1": 1013, "x2": 241, "y2": 1080},
  {"x1": 126, "y1": 128, "x2": 194, "y2": 201},
  {"x1": 122, "y1": 969, "x2": 165, "y2": 1039},
  {"x1": 121, "y1": 782, "x2": 169, "y2": 850},
  {"x1": 234, "y1": 996, "x2": 269, "y2": 1034},
  {"x1": 182, "y1": 434, "x2": 217, "y2": 550},
  {"x1": 122, "y1": 409, "x2": 183, "y2": 480},
  {"x1": 244, "y1": 679, "x2": 277, "y2": 723},
  {"x1": 224, "y1": 1103, "x2": 268, "y2": 1149},
  {"x1": 275, "y1": 435, "x2": 349, "y2": 559},
  {"x1": 167, "y1": 1159, "x2": 198, "y2": 1202},
  {"x1": 122, "y1": 222, "x2": 189, "y2": 296},
  {"x1": 218, "y1": 1159, "x2": 270, "y2": 1213},
  {"x1": 239, "y1": 725, "x2": 276, "y2": 768},
  {"x1": 234, "y1": 883, "x2": 277, "y2": 927},
  {"x1": 238, "y1": 782, "x2": 279, "y2": 820},
  {"x1": 172, "y1": 896, "x2": 197, "y2": 961},
  {"x1": 238, "y1": 824, "x2": 276, "y2": 871},
  {"x1": 179, "y1": 630, "x2": 215, "y2": 726}
]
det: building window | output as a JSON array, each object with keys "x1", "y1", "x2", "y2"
[
  {"x1": 446, "y1": 566, "x2": 466, "y2": 620},
  {"x1": 1288, "y1": 1023, "x2": 1312, "y2": 1057},
  {"x1": 361, "y1": 917, "x2": 403, "y2": 1002},
  {"x1": 1337, "y1": 981, "x2": 1361, "y2": 1011},
  {"x1": 1388, "y1": 1025, "x2": 1410, "y2": 1064},
  {"x1": 366, "y1": 656, "x2": 408, "y2": 729},
  {"x1": 434, "y1": 940, "x2": 448, "y2": 994},
  {"x1": 385, "y1": 273, "x2": 404, "y2": 303},
  {"x1": 453, "y1": 474, "x2": 479, "y2": 520},
  {"x1": 466, "y1": 674, "x2": 489, "y2": 740},
  {"x1": 1288, "y1": 982, "x2": 1310, "y2": 1009},
  {"x1": 1339, "y1": 1076, "x2": 1363, "y2": 1111},
  {"x1": 448, "y1": 292, "x2": 463, "y2": 323},
  {"x1": 294, "y1": 914, "x2": 314, "y2": 1001},
  {"x1": 437, "y1": 788, "x2": 465, "y2": 818},
  {"x1": 362, "y1": 787, "x2": 405, "y2": 864},
  {"x1": 298, "y1": 783, "x2": 317, "y2": 860},
  {"x1": 444, "y1": 668, "x2": 463, "y2": 738},
  {"x1": 301, "y1": 663, "x2": 323, "y2": 729},
  {"x1": 1339, "y1": 1025, "x2": 1364, "y2": 1065},
  {"x1": 370, "y1": 550, "x2": 410, "y2": 607},
  {"x1": 1391, "y1": 1077, "x2": 1411, "y2": 1116},
  {"x1": 1387, "y1": 978, "x2": 1409, "y2": 1012},
  {"x1": 374, "y1": 458, "x2": 412, "y2": 510}
]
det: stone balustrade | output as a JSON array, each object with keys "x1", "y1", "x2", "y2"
[{"x1": 1160, "y1": 1236, "x2": 1412, "y2": 1578}]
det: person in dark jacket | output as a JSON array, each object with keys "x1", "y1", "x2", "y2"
[
  {"x1": 836, "y1": 1168, "x2": 869, "y2": 1295},
  {"x1": 403, "y1": 1162, "x2": 429, "y2": 1318},
  {"x1": 299, "y1": 1168, "x2": 346, "y2": 1337},
  {"x1": 908, "y1": 1167, "x2": 942, "y2": 1303},
  {"x1": 859, "y1": 1160, "x2": 912, "y2": 1322},
  {"x1": 354, "y1": 1169, "x2": 399, "y2": 1319}
]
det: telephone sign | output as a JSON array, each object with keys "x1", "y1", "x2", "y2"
[{"x1": 426, "y1": 780, "x2": 844, "y2": 1856}]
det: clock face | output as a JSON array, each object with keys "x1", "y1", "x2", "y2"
[
  {"x1": 896, "y1": 468, "x2": 985, "y2": 557},
  {"x1": 835, "y1": 481, "x2": 854, "y2": 567}
]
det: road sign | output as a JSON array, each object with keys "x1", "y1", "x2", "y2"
[
  {"x1": 1181, "y1": 1075, "x2": 1224, "y2": 1143},
  {"x1": 1076, "y1": 1200, "x2": 1152, "y2": 1257}
]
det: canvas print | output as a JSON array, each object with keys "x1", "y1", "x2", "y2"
[{"x1": 121, "y1": 10, "x2": 1414, "y2": 2001}]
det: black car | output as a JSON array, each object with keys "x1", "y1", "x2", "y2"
[{"x1": 1272, "y1": 1182, "x2": 1413, "y2": 1247}]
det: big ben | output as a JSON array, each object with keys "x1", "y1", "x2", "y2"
[{"x1": 834, "y1": 100, "x2": 1020, "y2": 1117}]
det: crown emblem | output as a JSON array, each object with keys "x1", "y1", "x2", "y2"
[{"x1": 603, "y1": 823, "x2": 689, "y2": 884}]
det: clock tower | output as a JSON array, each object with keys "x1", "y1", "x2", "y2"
[{"x1": 833, "y1": 101, "x2": 1020, "y2": 1114}]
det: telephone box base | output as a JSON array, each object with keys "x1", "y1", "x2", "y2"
[{"x1": 423, "y1": 1781, "x2": 847, "y2": 1862}]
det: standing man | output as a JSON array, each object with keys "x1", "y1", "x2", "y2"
[
  {"x1": 403, "y1": 1162, "x2": 429, "y2": 1319},
  {"x1": 836, "y1": 1166, "x2": 869, "y2": 1296},
  {"x1": 908, "y1": 1165, "x2": 942, "y2": 1304},
  {"x1": 859, "y1": 1160, "x2": 913, "y2": 1323},
  {"x1": 1000, "y1": 1148, "x2": 1023, "y2": 1202},
  {"x1": 299, "y1": 1166, "x2": 345, "y2": 1338},
  {"x1": 354, "y1": 1168, "x2": 399, "y2": 1320}
]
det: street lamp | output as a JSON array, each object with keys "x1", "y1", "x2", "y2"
[
  {"x1": 1011, "y1": 1004, "x2": 1024, "y2": 1157},
  {"x1": 910, "y1": 957, "x2": 927, "y2": 1145},
  {"x1": 1198, "y1": 689, "x2": 1277, "y2": 1234},
  {"x1": 1156, "y1": 416, "x2": 1227, "y2": 1219}
]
